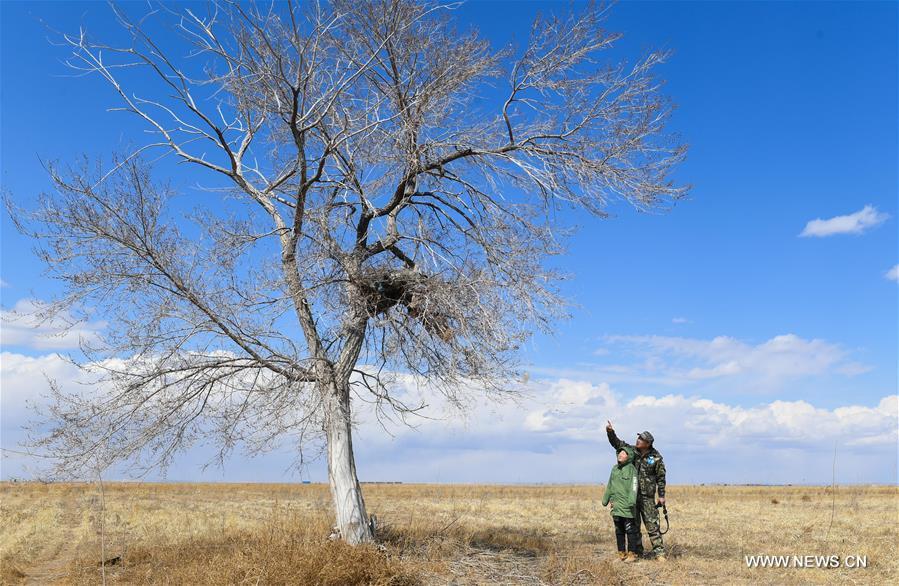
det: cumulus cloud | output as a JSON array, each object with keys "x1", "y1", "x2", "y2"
[
  {"x1": 350, "y1": 375, "x2": 897, "y2": 483},
  {"x1": 354, "y1": 377, "x2": 897, "y2": 483},
  {"x1": 0, "y1": 351, "x2": 87, "y2": 416},
  {"x1": 3, "y1": 352, "x2": 895, "y2": 484},
  {"x1": 885, "y1": 264, "x2": 899, "y2": 282},
  {"x1": 522, "y1": 380, "x2": 616, "y2": 435},
  {"x1": 1, "y1": 298, "x2": 106, "y2": 350},
  {"x1": 1, "y1": 351, "x2": 91, "y2": 479},
  {"x1": 592, "y1": 333, "x2": 869, "y2": 391},
  {"x1": 526, "y1": 380, "x2": 897, "y2": 449},
  {"x1": 799, "y1": 205, "x2": 889, "y2": 237}
]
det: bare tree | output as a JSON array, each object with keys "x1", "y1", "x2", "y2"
[{"x1": 9, "y1": 0, "x2": 687, "y2": 544}]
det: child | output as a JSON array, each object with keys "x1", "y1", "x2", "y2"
[{"x1": 601, "y1": 446, "x2": 641, "y2": 562}]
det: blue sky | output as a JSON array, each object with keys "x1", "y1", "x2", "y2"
[{"x1": 1, "y1": 1, "x2": 896, "y2": 485}]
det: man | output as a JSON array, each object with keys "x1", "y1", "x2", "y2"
[{"x1": 605, "y1": 420, "x2": 667, "y2": 560}]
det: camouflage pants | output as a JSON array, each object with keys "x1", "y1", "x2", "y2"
[{"x1": 636, "y1": 494, "x2": 664, "y2": 554}]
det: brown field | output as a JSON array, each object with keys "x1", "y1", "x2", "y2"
[{"x1": 0, "y1": 482, "x2": 896, "y2": 585}]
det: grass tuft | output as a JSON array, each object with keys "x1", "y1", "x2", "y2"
[{"x1": 67, "y1": 511, "x2": 420, "y2": 586}]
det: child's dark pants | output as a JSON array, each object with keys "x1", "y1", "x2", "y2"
[{"x1": 613, "y1": 515, "x2": 641, "y2": 553}]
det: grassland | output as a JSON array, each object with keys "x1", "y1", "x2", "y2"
[{"x1": 1, "y1": 482, "x2": 896, "y2": 585}]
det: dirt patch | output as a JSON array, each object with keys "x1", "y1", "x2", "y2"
[
  {"x1": 442, "y1": 548, "x2": 544, "y2": 585},
  {"x1": 18, "y1": 528, "x2": 80, "y2": 585}
]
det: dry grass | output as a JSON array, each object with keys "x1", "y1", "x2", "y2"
[{"x1": 1, "y1": 482, "x2": 896, "y2": 585}]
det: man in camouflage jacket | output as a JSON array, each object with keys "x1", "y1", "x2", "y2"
[{"x1": 605, "y1": 420, "x2": 667, "y2": 559}]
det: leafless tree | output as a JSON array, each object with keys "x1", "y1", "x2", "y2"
[{"x1": 9, "y1": 0, "x2": 687, "y2": 543}]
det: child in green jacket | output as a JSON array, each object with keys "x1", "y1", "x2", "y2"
[{"x1": 601, "y1": 446, "x2": 641, "y2": 561}]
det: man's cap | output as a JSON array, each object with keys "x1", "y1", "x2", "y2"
[{"x1": 637, "y1": 430, "x2": 654, "y2": 444}]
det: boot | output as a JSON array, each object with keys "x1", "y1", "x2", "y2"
[
  {"x1": 617, "y1": 551, "x2": 627, "y2": 561},
  {"x1": 654, "y1": 549, "x2": 667, "y2": 562},
  {"x1": 623, "y1": 552, "x2": 639, "y2": 563}
]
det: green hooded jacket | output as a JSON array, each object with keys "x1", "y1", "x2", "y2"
[{"x1": 601, "y1": 446, "x2": 638, "y2": 518}]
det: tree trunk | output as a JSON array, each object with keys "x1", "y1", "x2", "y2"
[{"x1": 324, "y1": 379, "x2": 372, "y2": 544}]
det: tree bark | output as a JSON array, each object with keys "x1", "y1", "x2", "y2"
[{"x1": 324, "y1": 379, "x2": 372, "y2": 544}]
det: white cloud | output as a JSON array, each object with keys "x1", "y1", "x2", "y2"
[
  {"x1": 595, "y1": 333, "x2": 868, "y2": 391},
  {"x1": 3, "y1": 352, "x2": 895, "y2": 484},
  {"x1": 671, "y1": 317, "x2": 689, "y2": 324},
  {"x1": 0, "y1": 279, "x2": 9, "y2": 288},
  {"x1": 357, "y1": 376, "x2": 897, "y2": 483},
  {"x1": 885, "y1": 264, "x2": 899, "y2": 282},
  {"x1": 799, "y1": 204, "x2": 889, "y2": 237},
  {"x1": 528, "y1": 383, "x2": 897, "y2": 450},
  {"x1": 1, "y1": 298, "x2": 106, "y2": 350},
  {"x1": 0, "y1": 351, "x2": 87, "y2": 416}
]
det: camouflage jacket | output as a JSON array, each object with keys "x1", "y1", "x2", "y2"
[{"x1": 607, "y1": 429, "x2": 666, "y2": 498}]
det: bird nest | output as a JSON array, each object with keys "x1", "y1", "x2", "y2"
[{"x1": 357, "y1": 268, "x2": 454, "y2": 342}]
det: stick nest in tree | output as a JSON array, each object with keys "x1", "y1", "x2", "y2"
[{"x1": 359, "y1": 268, "x2": 454, "y2": 342}]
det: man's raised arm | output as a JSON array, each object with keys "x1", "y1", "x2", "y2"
[{"x1": 606, "y1": 420, "x2": 629, "y2": 451}]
